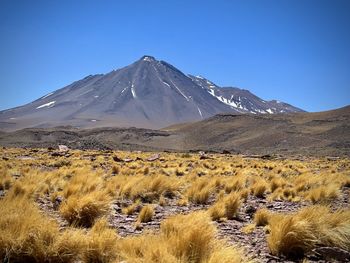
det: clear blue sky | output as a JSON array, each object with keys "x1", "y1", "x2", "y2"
[{"x1": 0, "y1": 0, "x2": 349, "y2": 112}]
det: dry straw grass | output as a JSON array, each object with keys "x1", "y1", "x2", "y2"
[
  {"x1": 209, "y1": 192, "x2": 241, "y2": 221},
  {"x1": 118, "y1": 211, "x2": 250, "y2": 263},
  {"x1": 138, "y1": 204, "x2": 155, "y2": 223},
  {"x1": 0, "y1": 147, "x2": 349, "y2": 262},
  {"x1": 267, "y1": 206, "x2": 350, "y2": 259},
  {"x1": 253, "y1": 208, "x2": 271, "y2": 226}
]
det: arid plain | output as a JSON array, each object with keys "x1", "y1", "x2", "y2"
[{"x1": 1, "y1": 147, "x2": 349, "y2": 262}]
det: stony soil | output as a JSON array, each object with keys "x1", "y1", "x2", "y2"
[
  {"x1": 2, "y1": 148, "x2": 349, "y2": 262},
  {"x1": 35, "y1": 186, "x2": 350, "y2": 263}
]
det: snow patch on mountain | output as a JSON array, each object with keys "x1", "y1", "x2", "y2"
[
  {"x1": 197, "y1": 106, "x2": 203, "y2": 118},
  {"x1": 36, "y1": 101, "x2": 56, "y2": 109},
  {"x1": 131, "y1": 84, "x2": 137, "y2": 98},
  {"x1": 41, "y1": 92, "x2": 54, "y2": 99}
]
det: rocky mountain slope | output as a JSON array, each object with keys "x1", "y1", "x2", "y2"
[
  {"x1": 0, "y1": 56, "x2": 303, "y2": 131},
  {"x1": 0, "y1": 106, "x2": 348, "y2": 156},
  {"x1": 189, "y1": 75, "x2": 303, "y2": 114}
]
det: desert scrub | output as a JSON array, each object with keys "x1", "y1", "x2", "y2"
[
  {"x1": 267, "y1": 205, "x2": 350, "y2": 259},
  {"x1": 138, "y1": 204, "x2": 154, "y2": 223},
  {"x1": 269, "y1": 178, "x2": 285, "y2": 192},
  {"x1": 115, "y1": 174, "x2": 181, "y2": 202},
  {"x1": 0, "y1": 167, "x2": 13, "y2": 191},
  {"x1": 225, "y1": 192, "x2": 241, "y2": 219},
  {"x1": 186, "y1": 177, "x2": 214, "y2": 204},
  {"x1": 60, "y1": 191, "x2": 111, "y2": 227},
  {"x1": 223, "y1": 176, "x2": 246, "y2": 193},
  {"x1": 118, "y1": 211, "x2": 250, "y2": 263},
  {"x1": 0, "y1": 197, "x2": 84, "y2": 262},
  {"x1": 208, "y1": 201, "x2": 225, "y2": 221},
  {"x1": 122, "y1": 200, "x2": 141, "y2": 215},
  {"x1": 209, "y1": 192, "x2": 241, "y2": 221},
  {"x1": 253, "y1": 208, "x2": 270, "y2": 226},
  {"x1": 305, "y1": 184, "x2": 340, "y2": 203},
  {"x1": 83, "y1": 218, "x2": 119, "y2": 263},
  {"x1": 251, "y1": 179, "x2": 268, "y2": 198},
  {"x1": 58, "y1": 168, "x2": 111, "y2": 227}
]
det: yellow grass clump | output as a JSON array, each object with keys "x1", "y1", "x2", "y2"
[
  {"x1": 209, "y1": 192, "x2": 241, "y2": 221},
  {"x1": 118, "y1": 211, "x2": 249, "y2": 263},
  {"x1": 60, "y1": 191, "x2": 111, "y2": 227},
  {"x1": 122, "y1": 200, "x2": 141, "y2": 215},
  {"x1": 111, "y1": 174, "x2": 181, "y2": 202},
  {"x1": 0, "y1": 197, "x2": 84, "y2": 262},
  {"x1": 225, "y1": 192, "x2": 241, "y2": 219},
  {"x1": 253, "y1": 208, "x2": 271, "y2": 226},
  {"x1": 83, "y1": 218, "x2": 119, "y2": 263},
  {"x1": 305, "y1": 184, "x2": 340, "y2": 203},
  {"x1": 138, "y1": 204, "x2": 155, "y2": 223},
  {"x1": 267, "y1": 205, "x2": 350, "y2": 259},
  {"x1": 251, "y1": 180, "x2": 268, "y2": 198},
  {"x1": 187, "y1": 178, "x2": 214, "y2": 204},
  {"x1": 58, "y1": 169, "x2": 111, "y2": 227}
]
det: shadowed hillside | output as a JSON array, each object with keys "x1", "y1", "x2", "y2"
[{"x1": 0, "y1": 106, "x2": 349, "y2": 156}]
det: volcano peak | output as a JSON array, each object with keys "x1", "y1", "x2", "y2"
[{"x1": 140, "y1": 55, "x2": 156, "y2": 62}]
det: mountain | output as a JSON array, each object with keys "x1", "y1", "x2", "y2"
[
  {"x1": 189, "y1": 75, "x2": 303, "y2": 114},
  {"x1": 164, "y1": 105, "x2": 350, "y2": 156},
  {"x1": 0, "y1": 55, "x2": 304, "y2": 131}
]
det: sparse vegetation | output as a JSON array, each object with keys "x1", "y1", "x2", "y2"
[
  {"x1": 118, "y1": 212, "x2": 249, "y2": 263},
  {"x1": 253, "y1": 208, "x2": 270, "y2": 227},
  {"x1": 266, "y1": 206, "x2": 350, "y2": 259},
  {"x1": 138, "y1": 204, "x2": 154, "y2": 223},
  {"x1": 0, "y1": 147, "x2": 349, "y2": 262}
]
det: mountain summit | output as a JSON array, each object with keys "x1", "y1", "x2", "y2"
[{"x1": 0, "y1": 56, "x2": 303, "y2": 130}]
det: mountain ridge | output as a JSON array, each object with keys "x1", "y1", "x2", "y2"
[
  {"x1": 0, "y1": 55, "x2": 304, "y2": 131},
  {"x1": 0, "y1": 105, "x2": 348, "y2": 156}
]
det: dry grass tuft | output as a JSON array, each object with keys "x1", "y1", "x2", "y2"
[
  {"x1": 254, "y1": 208, "x2": 271, "y2": 226},
  {"x1": 60, "y1": 191, "x2": 111, "y2": 227},
  {"x1": 241, "y1": 223, "x2": 256, "y2": 234},
  {"x1": 267, "y1": 206, "x2": 350, "y2": 259},
  {"x1": 0, "y1": 148, "x2": 349, "y2": 262},
  {"x1": 251, "y1": 180, "x2": 268, "y2": 198},
  {"x1": 138, "y1": 205, "x2": 155, "y2": 223},
  {"x1": 306, "y1": 185, "x2": 339, "y2": 203},
  {"x1": 0, "y1": 197, "x2": 84, "y2": 262},
  {"x1": 122, "y1": 200, "x2": 141, "y2": 215},
  {"x1": 58, "y1": 169, "x2": 111, "y2": 227},
  {"x1": 225, "y1": 192, "x2": 241, "y2": 219},
  {"x1": 187, "y1": 178, "x2": 213, "y2": 204},
  {"x1": 118, "y1": 211, "x2": 249, "y2": 263},
  {"x1": 83, "y1": 218, "x2": 119, "y2": 263},
  {"x1": 208, "y1": 202, "x2": 226, "y2": 221},
  {"x1": 209, "y1": 192, "x2": 241, "y2": 221}
]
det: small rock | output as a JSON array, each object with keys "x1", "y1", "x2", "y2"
[
  {"x1": 113, "y1": 156, "x2": 124, "y2": 162},
  {"x1": 314, "y1": 246, "x2": 350, "y2": 262},
  {"x1": 135, "y1": 224, "x2": 143, "y2": 231},
  {"x1": 245, "y1": 205, "x2": 257, "y2": 215},
  {"x1": 58, "y1": 145, "x2": 69, "y2": 152},
  {"x1": 199, "y1": 151, "x2": 211, "y2": 160},
  {"x1": 147, "y1": 153, "x2": 160, "y2": 161},
  {"x1": 53, "y1": 196, "x2": 64, "y2": 210}
]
